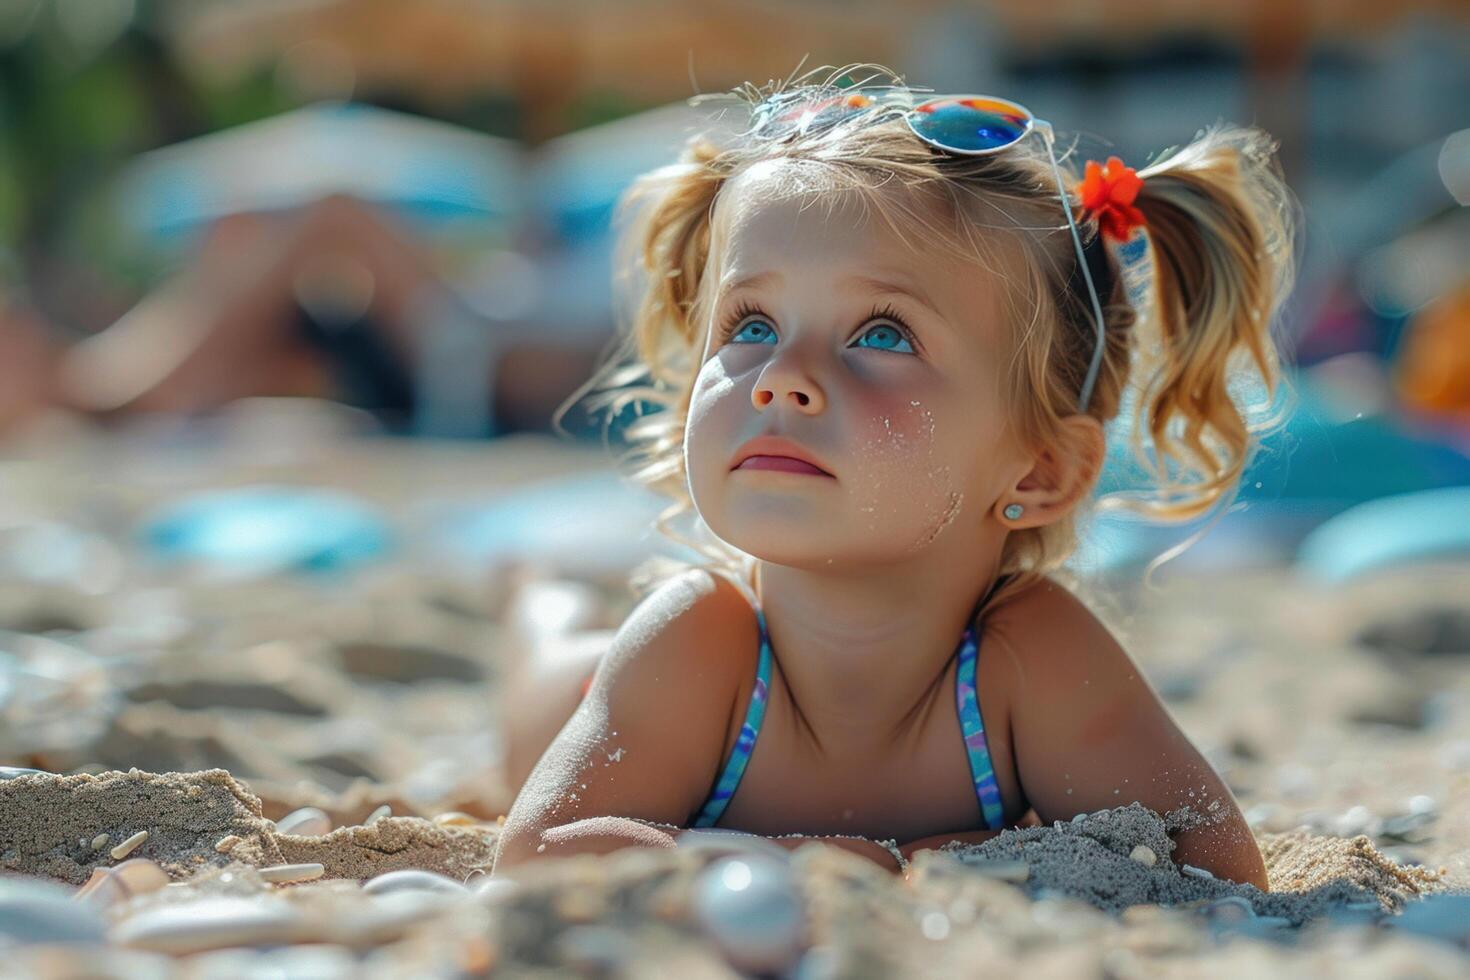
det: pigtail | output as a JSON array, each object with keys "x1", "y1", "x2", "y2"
[
  {"x1": 553, "y1": 131, "x2": 753, "y2": 600},
  {"x1": 1099, "y1": 123, "x2": 1303, "y2": 551}
]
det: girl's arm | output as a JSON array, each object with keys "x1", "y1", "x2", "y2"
[
  {"x1": 492, "y1": 569, "x2": 754, "y2": 875},
  {"x1": 1000, "y1": 586, "x2": 1269, "y2": 891}
]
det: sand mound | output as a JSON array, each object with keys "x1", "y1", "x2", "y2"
[
  {"x1": 921, "y1": 802, "x2": 1446, "y2": 925},
  {"x1": 0, "y1": 768, "x2": 496, "y2": 886}
]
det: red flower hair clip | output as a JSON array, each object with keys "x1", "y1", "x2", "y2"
[{"x1": 1078, "y1": 155, "x2": 1147, "y2": 243}]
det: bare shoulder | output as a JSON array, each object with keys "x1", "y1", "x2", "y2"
[
  {"x1": 495, "y1": 566, "x2": 756, "y2": 866},
  {"x1": 601, "y1": 567, "x2": 757, "y2": 678},
  {"x1": 981, "y1": 574, "x2": 1132, "y2": 698}
]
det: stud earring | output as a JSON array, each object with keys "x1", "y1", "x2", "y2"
[{"x1": 1003, "y1": 503, "x2": 1024, "y2": 520}]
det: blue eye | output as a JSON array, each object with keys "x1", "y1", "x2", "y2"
[
  {"x1": 717, "y1": 301, "x2": 922, "y2": 356},
  {"x1": 852, "y1": 323, "x2": 914, "y2": 354},
  {"x1": 730, "y1": 319, "x2": 777, "y2": 345}
]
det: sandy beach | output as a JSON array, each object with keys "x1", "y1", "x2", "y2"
[{"x1": 1, "y1": 411, "x2": 1468, "y2": 977}]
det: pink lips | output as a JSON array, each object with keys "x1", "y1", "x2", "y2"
[
  {"x1": 730, "y1": 434, "x2": 834, "y2": 477},
  {"x1": 735, "y1": 455, "x2": 830, "y2": 476}
]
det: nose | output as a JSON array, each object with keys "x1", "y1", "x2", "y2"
[{"x1": 752, "y1": 349, "x2": 826, "y2": 415}]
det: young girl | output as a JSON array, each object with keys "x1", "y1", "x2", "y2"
[{"x1": 493, "y1": 65, "x2": 1299, "y2": 888}]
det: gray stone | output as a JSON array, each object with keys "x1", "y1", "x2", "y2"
[{"x1": 0, "y1": 874, "x2": 108, "y2": 944}]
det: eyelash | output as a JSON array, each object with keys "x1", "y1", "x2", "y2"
[{"x1": 715, "y1": 300, "x2": 922, "y2": 354}]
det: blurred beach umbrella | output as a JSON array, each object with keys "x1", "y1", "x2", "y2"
[
  {"x1": 532, "y1": 98, "x2": 746, "y2": 245},
  {"x1": 112, "y1": 101, "x2": 526, "y2": 248},
  {"x1": 505, "y1": 99, "x2": 747, "y2": 341},
  {"x1": 1078, "y1": 364, "x2": 1470, "y2": 576},
  {"x1": 1294, "y1": 486, "x2": 1470, "y2": 584}
]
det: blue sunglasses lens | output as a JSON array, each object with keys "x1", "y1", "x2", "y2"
[{"x1": 908, "y1": 97, "x2": 1030, "y2": 152}]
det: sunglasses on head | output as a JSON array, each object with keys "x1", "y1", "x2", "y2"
[{"x1": 749, "y1": 89, "x2": 1111, "y2": 414}]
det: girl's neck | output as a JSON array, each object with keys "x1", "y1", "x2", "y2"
[{"x1": 752, "y1": 555, "x2": 1006, "y2": 757}]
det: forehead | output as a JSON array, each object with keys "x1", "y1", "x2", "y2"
[{"x1": 709, "y1": 160, "x2": 1011, "y2": 335}]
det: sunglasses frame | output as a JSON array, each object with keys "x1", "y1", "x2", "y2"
[{"x1": 749, "y1": 89, "x2": 1109, "y2": 415}]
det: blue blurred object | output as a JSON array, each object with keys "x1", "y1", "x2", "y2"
[
  {"x1": 532, "y1": 100, "x2": 741, "y2": 245},
  {"x1": 423, "y1": 470, "x2": 700, "y2": 578},
  {"x1": 1079, "y1": 366, "x2": 1470, "y2": 575},
  {"x1": 114, "y1": 101, "x2": 525, "y2": 246},
  {"x1": 141, "y1": 485, "x2": 391, "y2": 578},
  {"x1": 1295, "y1": 486, "x2": 1470, "y2": 584}
]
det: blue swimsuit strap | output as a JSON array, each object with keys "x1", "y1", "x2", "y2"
[
  {"x1": 955, "y1": 622, "x2": 1006, "y2": 831},
  {"x1": 690, "y1": 605, "x2": 774, "y2": 828}
]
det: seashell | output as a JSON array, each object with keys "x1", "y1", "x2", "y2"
[{"x1": 276, "y1": 806, "x2": 332, "y2": 836}]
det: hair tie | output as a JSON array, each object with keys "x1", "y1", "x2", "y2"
[
  {"x1": 1079, "y1": 155, "x2": 1156, "y2": 316},
  {"x1": 1079, "y1": 156, "x2": 1146, "y2": 242}
]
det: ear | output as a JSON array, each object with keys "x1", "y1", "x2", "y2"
[{"x1": 996, "y1": 414, "x2": 1106, "y2": 528}]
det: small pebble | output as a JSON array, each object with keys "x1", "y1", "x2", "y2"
[
  {"x1": 366, "y1": 805, "x2": 391, "y2": 826},
  {"x1": 1129, "y1": 845, "x2": 1157, "y2": 867},
  {"x1": 259, "y1": 863, "x2": 325, "y2": 884},
  {"x1": 1181, "y1": 864, "x2": 1215, "y2": 879},
  {"x1": 110, "y1": 830, "x2": 149, "y2": 860},
  {"x1": 1407, "y1": 794, "x2": 1437, "y2": 817},
  {"x1": 90, "y1": 834, "x2": 109, "y2": 851},
  {"x1": 215, "y1": 835, "x2": 242, "y2": 853},
  {"x1": 433, "y1": 812, "x2": 477, "y2": 826},
  {"x1": 362, "y1": 870, "x2": 466, "y2": 896},
  {"x1": 110, "y1": 896, "x2": 303, "y2": 954},
  {"x1": 276, "y1": 806, "x2": 332, "y2": 836},
  {"x1": 112, "y1": 859, "x2": 170, "y2": 896}
]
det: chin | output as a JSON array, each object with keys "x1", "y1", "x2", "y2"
[{"x1": 701, "y1": 504, "x2": 833, "y2": 564}]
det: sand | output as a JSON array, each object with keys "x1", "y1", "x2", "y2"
[{"x1": 0, "y1": 419, "x2": 1468, "y2": 976}]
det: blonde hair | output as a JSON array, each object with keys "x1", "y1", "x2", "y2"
[{"x1": 554, "y1": 63, "x2": 1303, "y2": 609}]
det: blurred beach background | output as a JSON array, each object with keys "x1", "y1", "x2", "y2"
[{"x1": 2, "y1": 1, "x2": 1470, "y2": 976}]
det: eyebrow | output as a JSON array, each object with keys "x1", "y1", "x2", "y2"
[{"x1": 716, "y1": 270, "x2": 947, "y2": 323}]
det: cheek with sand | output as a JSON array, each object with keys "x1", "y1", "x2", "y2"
[{"x1": 848, "y1": 398, "x2": 968, "y2": 555}]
